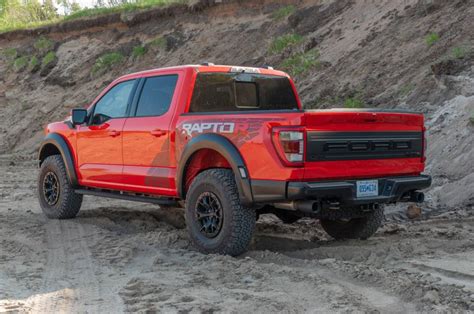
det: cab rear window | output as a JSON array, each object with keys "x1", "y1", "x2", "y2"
[{"x1": 189, "y1": 73, "x2": 299, "y2": 112}]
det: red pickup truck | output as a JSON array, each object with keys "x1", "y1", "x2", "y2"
[{"x1": 38, "y1": 64, "x2": 431, "y2": 255}]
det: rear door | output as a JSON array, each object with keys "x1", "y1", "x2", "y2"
[
  {"x1": 121, "y1": 74, "x2": 180, "y2": 196},
  {"x1": 76, "y1": 79, "x2": 137, "y2": 188}
]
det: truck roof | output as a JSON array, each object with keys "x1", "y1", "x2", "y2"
[{"x1": 116, "y1": 64, "x2": 289, "y2": 82}]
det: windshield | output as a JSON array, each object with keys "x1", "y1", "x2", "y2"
[{"x1": 189, "y1": 72, "x2": 299, "y2": 112}]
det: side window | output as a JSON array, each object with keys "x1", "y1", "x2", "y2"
[
  {"x1": 92, "y1": 80, "x2": 135, "y2": 124},
  {"x1": 135, "y1": 75, "x2": 178, "y2": 117}
]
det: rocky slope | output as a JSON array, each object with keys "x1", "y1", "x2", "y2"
[{"x1": 0, "y1": 0, "x2": 473, "y2": 211}]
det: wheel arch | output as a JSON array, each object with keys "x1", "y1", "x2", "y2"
[
  {"x1": 38, "y1": 133, "x2": 79, "y2": 187},
  {"x1": 177, "y1": 133, "x2": 253, "y2": 205}
]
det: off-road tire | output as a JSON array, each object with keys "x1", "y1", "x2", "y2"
[
  {"x1": 320, "y1": 207, "x2": 384, "y2": 240},
  {"x1": 185, "y1": 169, "x2": 256, "y2": 256},
  {"x1": 275, "y1": 211, "x2": 300, "y2": 224},
  {"x1": 38, "y1": 155, "x2": 83, "y2": 219}
]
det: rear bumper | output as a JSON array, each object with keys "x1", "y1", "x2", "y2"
[{"x1": 251, "y1": 175, "x2": 431, "y2": 205}]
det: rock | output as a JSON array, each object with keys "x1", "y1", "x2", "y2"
[
  {"x1": 422, "y1": 290, "x2": 440, "y2": 304},
  {"x1": 407, "y1": 205, "x2": 422, "y2": 219}
]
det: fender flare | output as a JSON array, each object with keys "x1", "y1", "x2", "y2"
[
  {"x1": 177, "y1": 133, "x2": 254, "y2": 205},
  {"x1": 38, "y1": 133, "x2": 79, "y2": 187}
]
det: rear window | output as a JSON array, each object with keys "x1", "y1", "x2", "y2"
[
  {"x1": 189, "y1": 73, "x2": 299, "y2": 112},
  {"x1": 135, "y1": 75, "x2": 178, "y2": 117}
]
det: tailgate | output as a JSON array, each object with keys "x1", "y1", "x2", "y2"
[{"x1": 303, "y1": 109, "x2": 425, "y2": 180}]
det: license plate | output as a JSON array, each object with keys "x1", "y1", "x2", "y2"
[{"x1": 356, "y1": 180, "x2": 378, "y2": 198}]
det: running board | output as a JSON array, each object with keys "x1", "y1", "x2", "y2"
[{"x1": 74, "y1": 189, "x2": 178, "y2": 206}]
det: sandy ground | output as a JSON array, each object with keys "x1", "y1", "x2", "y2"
[{"x1": 0, "y1": 153, "x2": 473, "y2": 313}]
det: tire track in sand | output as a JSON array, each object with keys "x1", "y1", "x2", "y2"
[{"x1": 30, "y1": 219, "x2": 123, "y2": 313}]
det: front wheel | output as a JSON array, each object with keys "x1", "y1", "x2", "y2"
[
  {"x1": 185, "y1": 169, "x2": 256, "y2": 256},
  {"x1": 320, "y1": 207, "x2": 384, "y2": 240},
  {"x1": 38, "y1": 155, "x2": 83, "y2": 219}
]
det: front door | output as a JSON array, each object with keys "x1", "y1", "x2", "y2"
[
  {"x1": 76, "y1": 79, "x2": 136, "y2": 189},
  {"x1": 122, "y1": 74, "x2": 179, "y2": 196}
]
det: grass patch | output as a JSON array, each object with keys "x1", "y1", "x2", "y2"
[
  {"x1": 270, "y1": 34, "x2": 303, "y2": 53},
  {"x1": 148, "y1": 36, "x2": 167, "y2": 49},
  {"x1": 42, "y1": 51, "x2": 56, "y2": 67},
  {"x1": 0, "y1": 0, "x2": 185, "y2": 34},
  {"x1": 92, "y1": 52, "x2": 124, "y2": 74},
  {"x1": 344, "y1": 93, "x2": 365, "y2": 108},
  {"x1": 13, "y1": 56, "x2": 28, "y2": 72},
  {"x1": 34, "y1": 37, "x2": 54, "y2": 53},
  {"x1": 425, "y1": 32, "x2": 440, "y2": 47},
  {"x1": 2, "y1": 48, "x2": 18, "y2": 61},
  {"x1": 132, "y1": 45, "x2": 147, "y2": 58},
  {"x1": 281, "y1": 49, "x2": 320, "y2": 76},
  {"x1": 399, "y1": 83, "x2": 415, "y2": 98},
  {"x1": 271, "y1": 5, "x2": 295, "y2": 20},
  {"x1": 29, "y1": 56, "x2": 40, "y2": 71},
  {"x1": 452, "y1": 46, "x2": 467, "y2": 59},
  {"x1": 65, "y1": 0, "x2": 186, "y2": 21}
]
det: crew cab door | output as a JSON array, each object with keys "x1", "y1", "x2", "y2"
[
  {"x1": 76, "y1": 79, "x2": 137, "y2": 188},
  {"x1": 121, "y1": 74, "x2": 180, "y2": 196}
]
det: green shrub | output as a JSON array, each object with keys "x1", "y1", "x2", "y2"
[
  {"x1": 92, "y1": 52, "x2": 124, "y2": 74},
  {"x1": 34, "y1": 37, "x2": 54, "y2": 52},
  {"x1": 13, "y1": 56, "x2": 28, "y2": 72},
  {"x1": 42, "y1": 51, "x2": 56, "y2": 67},
  {"x1": 132, "y1": 45, "x2": 147, "y2": 58},
  {"x1": 281, "y1": 49, "x2": 320, "y2": 75},
  {"x1": 452, "y1": 46, "x2": 467, "y2": 59},
  {"x1": 470, "y1": 113, "x2": 474, "y2": 125},
  {"x1": 344, "y1": 93, "x2": 365, "y2": 108},
  {"x1": 399, "y1": 83, "x2": 415, "y2": 97},
  {"x1": 29, "y1": 56, "x2": 40, "y2": 72},
  {"x1": 271, "y1": 5, "x2": 295, "y2": 20},
  {"x1": 149, "y1": 36, "x2": 166, "y2": 49},
  {"x1": 425, "y1": 33, "x2": 440, "y2": 47},
  {"x1": 270, "y1": 34, "x2": 303, "y2": 53},
  {"x1": 3, "y1": 48, "x2": 18, "y2": 61}
]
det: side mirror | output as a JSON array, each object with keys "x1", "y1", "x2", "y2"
[{"x1": 71, "y1": 109, "x2": 88, "y2": 126}]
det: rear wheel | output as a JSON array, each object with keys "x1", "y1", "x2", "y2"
[
  {"x1": 38, "y1": 155, "x2": 83, "y2": 219},
  {"x1": 185, "y1": 169, "x2": 256, "y2": 256},
  {"x1": 320, "y1": 207, "x2": 384, "y2": 240}
]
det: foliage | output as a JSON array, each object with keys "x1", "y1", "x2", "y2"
[
  {"x1": 148, "y1": 36, "x2": 166, "y2": 48},
  {"x1": 132, "y1": 45, "x2": 147, "y2": 58},
  {"x1": 271, "y1": 5, "x2": 295, "y2": 20},
  {"x1": 399, "y1": 83, "x2": 415, "y2": 98},
  {"x1": 0, "y1": 0, "x2": 185, "y2": 33},
  {"x1": 13, "y1": 55, "x2": 28, "y2": 71},
  {"x1": 344, "y1": 93, "x2": 365, "y2": 108},
  {"x1": 92, "y1": 52, "x2": 124, "y2": 74},
  {"x1": 2, "y1": 47, "x2": 17, "y2": 61},
  {"x1": 425, "y1": 32, "x2": 439, "y2": 47},
  {"x1": 28, "y1": 55, "x2": 40, "y2": 71},
  {"x1": 281, "y1": 49, "x2": 320, "y2": 76},
  {"x1": 0, "y1": 0, "x2": 59, "y2": 33},
  {"x1": 470, "y1": 113, "x2": 474, "y2": 125},
  {"x1": 451, "y1": 46, "x2": 467, "y2": 59},
  {"x1": 269, "y1": 34, "x2": 303, "y2": 53},
  {"x1": 42, "y1": 51, "x2": 56, "y2": 67},
  {"x1": 65, "y1": 0, "x2": 186, "y2": 21},
  {"x1": 34, "y1": 36, "x2": 54, "y2": 53}
]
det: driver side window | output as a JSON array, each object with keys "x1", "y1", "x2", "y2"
[{"x1": 92, "y1": 80, "x2": 135, "y2": 124}]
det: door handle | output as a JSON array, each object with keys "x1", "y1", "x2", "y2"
[
  {"x1": 108, "y1": 130, "x2": 121, "y2": 137},
  {"x1": 150, "y1": 129, "x2": 167, "y2": 137}
]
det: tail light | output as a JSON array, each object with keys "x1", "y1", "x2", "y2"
[{"x1": 272, "y1": 127, "x2": 305, "y2": 166}]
